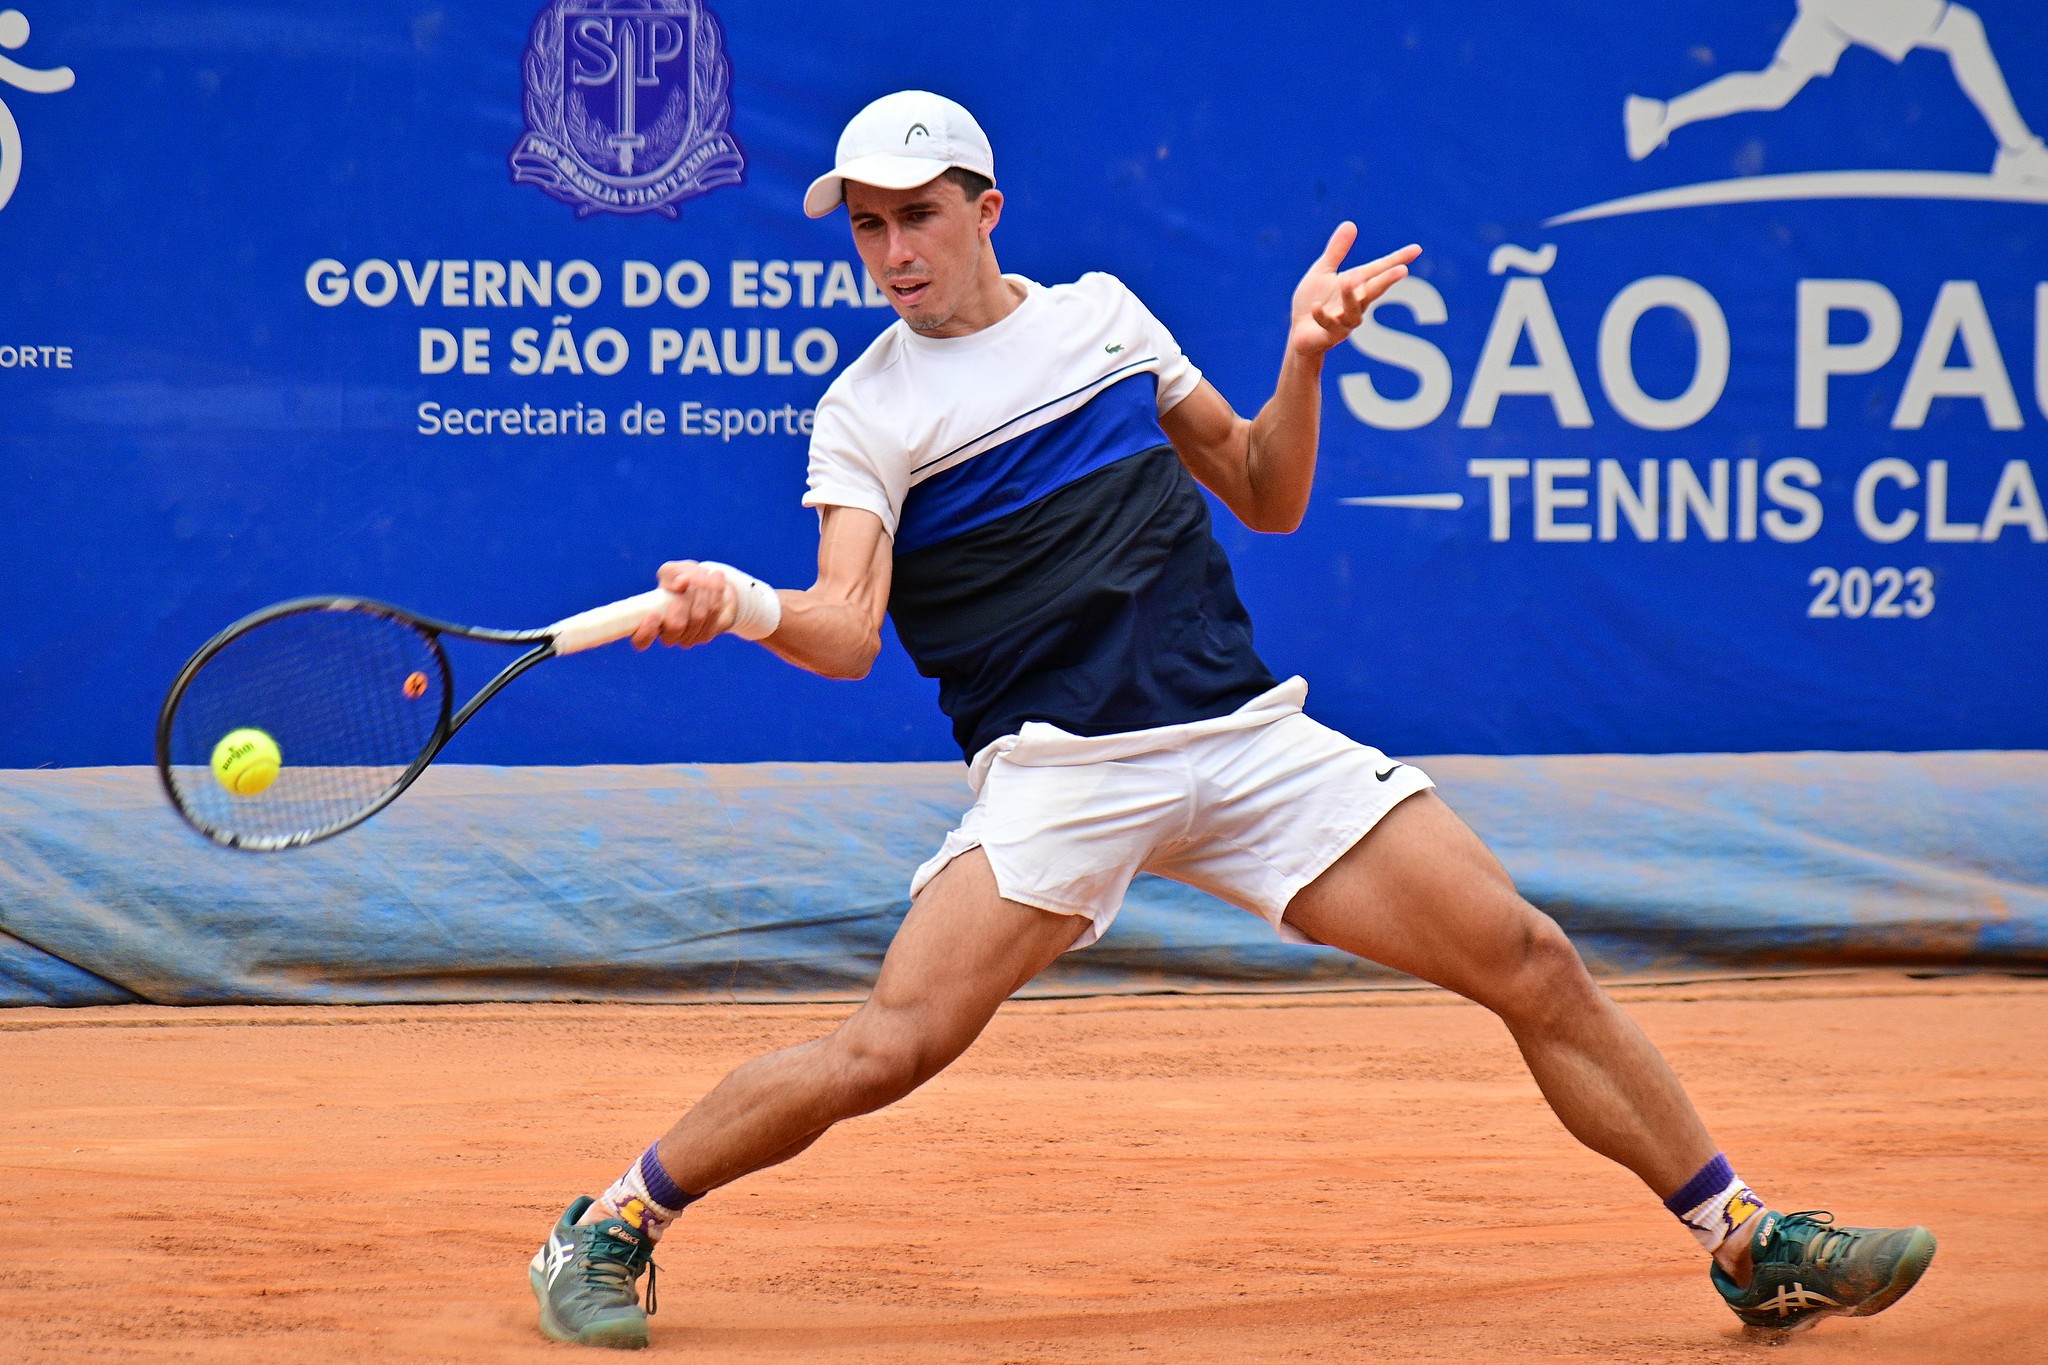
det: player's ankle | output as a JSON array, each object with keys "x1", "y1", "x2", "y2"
[
  {"x1": 1663, "y1": 1153, "x2": 1765, "y2": 1276},
  {"x1": 1711, "y1": 1208, "x2": 1765, "y2": 1288},
  {"x1": 582, "y1": 1142, "x2": 702, "y2": 1238}
]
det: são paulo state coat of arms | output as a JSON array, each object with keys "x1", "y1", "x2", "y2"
[{"x1": 510, "y1": 0, "x2": 745, "y2": 217}]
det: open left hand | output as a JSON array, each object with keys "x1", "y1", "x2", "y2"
[{"x1": 1287, "y1": 225, "x2": 1420, "y2": 358}]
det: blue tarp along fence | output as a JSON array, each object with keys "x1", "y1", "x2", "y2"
[{"x1": 3, "y1": 751, "x2": 2043, "y2": 1007}]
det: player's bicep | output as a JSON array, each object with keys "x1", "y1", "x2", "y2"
[
  {"x1": 1159, "y1": 378, "x2": 1253, "y2": 506},
  {"x1": 811, "y1": 504, "x2": 892, "y2": 633}
]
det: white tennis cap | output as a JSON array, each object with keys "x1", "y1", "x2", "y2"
[{"x1": 803, "y1": 90, "x2": 995, "y2": 219}]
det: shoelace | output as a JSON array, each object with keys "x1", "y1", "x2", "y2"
[
  {"x1": 582, "y1": 1234, "x2": 660, "y2": 1316},
  {"x1": 1763, "y1": 1211, "x2": 1857, "y2": 1272}
]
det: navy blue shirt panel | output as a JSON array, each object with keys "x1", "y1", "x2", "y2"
[
  {"x1": 889, "y1": 442, "x2": 1279, "y2": 760},
  {"x1": 894, "y1": 371, "x2": 1171, "y2": 555}
]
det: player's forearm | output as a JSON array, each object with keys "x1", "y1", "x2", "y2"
[
  {"x1": 1242, "y1": 347, "x2": 1325, "y2": 533},
  {"x1": 746, "y1": 504, "x2": 890, "y2": 681},
  {"x1": 758, "y1": 588, "x2": 882, "y2": 681}
]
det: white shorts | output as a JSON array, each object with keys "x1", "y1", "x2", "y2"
[
  {"x1": 909, "y1": 677, "x2": 1434, "y2": 949},
  {"x1": 1787, "y1": 0, "x2": 1944, "y2": 69}
]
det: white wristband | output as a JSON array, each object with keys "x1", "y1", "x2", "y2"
[{"x1": 698, "y1": 561, "x2": 783, "y2": 641}]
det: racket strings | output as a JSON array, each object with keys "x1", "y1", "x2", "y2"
[{"x1": 165, "y1": 608, "x2": 448, "y2": 846}]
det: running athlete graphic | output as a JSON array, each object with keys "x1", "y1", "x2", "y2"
[
  {"x1": 530, "y1": 90, "x2": 1937, "y2": 1349},
  {"x1": 1626, "y1": 0, "x2": 2048, "y2": 185},
  {"x1": 0, "y1": 8, "x2": 74, "y2": 213}
]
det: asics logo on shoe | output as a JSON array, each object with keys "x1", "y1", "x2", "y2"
[
  {"x1": 1756, "y1": 1283, "x2": 1843, "y2": 1317},
  {"x1": 542, "y1": 1235, "x2": 574, "y2": 1287}
]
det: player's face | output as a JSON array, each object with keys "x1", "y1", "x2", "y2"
[{"x1": 845, "y1": 178, "x2": 999, "y2": 335}]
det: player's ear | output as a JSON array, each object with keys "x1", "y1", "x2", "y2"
[{"x1": 978, "y1": 187, "x2": 1003, "y2": 238}]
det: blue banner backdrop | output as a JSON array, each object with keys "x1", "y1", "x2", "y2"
[{"x1": 3, "y1": 0, "x2": 2043, "y2": 766}]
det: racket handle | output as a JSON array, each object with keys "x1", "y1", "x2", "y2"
[{"x1": 547, "y1": 588, "x2": 675, "y2": 655}]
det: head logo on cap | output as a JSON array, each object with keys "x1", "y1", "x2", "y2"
[{"x1": 804, "y1": 90, "x2": 996, "y2": 218}]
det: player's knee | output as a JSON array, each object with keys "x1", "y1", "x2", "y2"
[
  {"x1": 826, "y1": 1028, "x2": 928, "y2": 1115},
  {"x1": 838, "y1": 1046, "x2": 920, "y2": 1114},
  {"x1": 1492, "y1": 909, "x2": 1595, "y2": 1029},
  {"x1": 1757, "y1": 63, "x2": 1816, "y2": 109},
  {"x1": 1935, "y1": 4, "x2": 1985, "y2": 46}
]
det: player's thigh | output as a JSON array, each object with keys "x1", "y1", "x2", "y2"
[
  {"x1": 842, "y1": 847, "x2": 1087, "y2": 1081},
  {"x1": 1924, "y1": 2, "x2": 1989, "y2": 55},
  {"x1": 1282, "y1": 790, "x2": 1579, "y2": 1009},
  {"x1": 1771, "y1": 12, "x2": 1851, "y2": 78}
]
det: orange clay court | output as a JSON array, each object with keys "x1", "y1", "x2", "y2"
[{"x1": 2, "y1": 971, "x2": 2043, "y2": 1364}]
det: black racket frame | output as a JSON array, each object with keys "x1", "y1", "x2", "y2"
[{"x1": 155, "y1": 596, "x2": 558, "y2": 851}]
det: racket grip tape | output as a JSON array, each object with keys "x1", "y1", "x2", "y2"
[
  {"x1": 547, "y1": 588, "x2": 676, "y2": 655},
  {"x1": 547, "y1": 565, "x2": 783, "y2": 655}
]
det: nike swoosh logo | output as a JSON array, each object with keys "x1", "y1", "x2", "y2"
[{"x1": 1374, "y1": 763, "x2": 1403, "y2": 782}]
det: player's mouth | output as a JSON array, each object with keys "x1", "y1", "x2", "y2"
[{"x1": 889, "y1": 278, "x2": 931, "y2": 305}]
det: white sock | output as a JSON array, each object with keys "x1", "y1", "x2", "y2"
[
  {"x1": 582, "y1": 1143, "x2": 699, "y2": 1241},
  {"x1": 1664, "y1": 1153, "x2": 1765, "y2": 1253}
]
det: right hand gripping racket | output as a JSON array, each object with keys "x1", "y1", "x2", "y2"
[{"x1": 156, "y1": 589, "x2": 676, "y2": 850}]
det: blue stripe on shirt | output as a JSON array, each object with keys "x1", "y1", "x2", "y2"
[{"x1": 894, "y1": 373, "x2": 1170, "y2": 555}]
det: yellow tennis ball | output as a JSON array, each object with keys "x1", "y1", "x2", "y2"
[{"x1": 211, "y1": 728, "x2": 281, "y2": 796}]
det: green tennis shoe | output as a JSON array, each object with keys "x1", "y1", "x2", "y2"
[
  {"x1": 1711, "y1": 1210, "x2": 1935, "y2": 1334},
  {"x1": 529, "y1": 1196, "x2": 659, "y2": 1349}
]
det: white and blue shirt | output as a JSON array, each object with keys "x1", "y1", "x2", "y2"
[{"x1": 805, "y1": 272, "x2": 1276, "y2": 759}]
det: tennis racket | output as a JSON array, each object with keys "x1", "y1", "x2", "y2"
[{"x1": 155, "y1": 588, "x2": 676, "y2": 851}]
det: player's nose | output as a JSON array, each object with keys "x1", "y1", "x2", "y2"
[{"x1": 884, "y1": 226, "x2": 918, "y2": 268}]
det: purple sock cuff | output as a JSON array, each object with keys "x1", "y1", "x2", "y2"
[
  {"x1": 638, "y1": 1144, "x2": 699, "y2": 1213},
  {"x1": 1663, "y1": 1153, "x2": 1734, "y2": 1216}
]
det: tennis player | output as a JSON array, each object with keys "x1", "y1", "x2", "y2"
[{"x1": 530, "y1": 90, "x2": 1935, "y2": 1349}]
